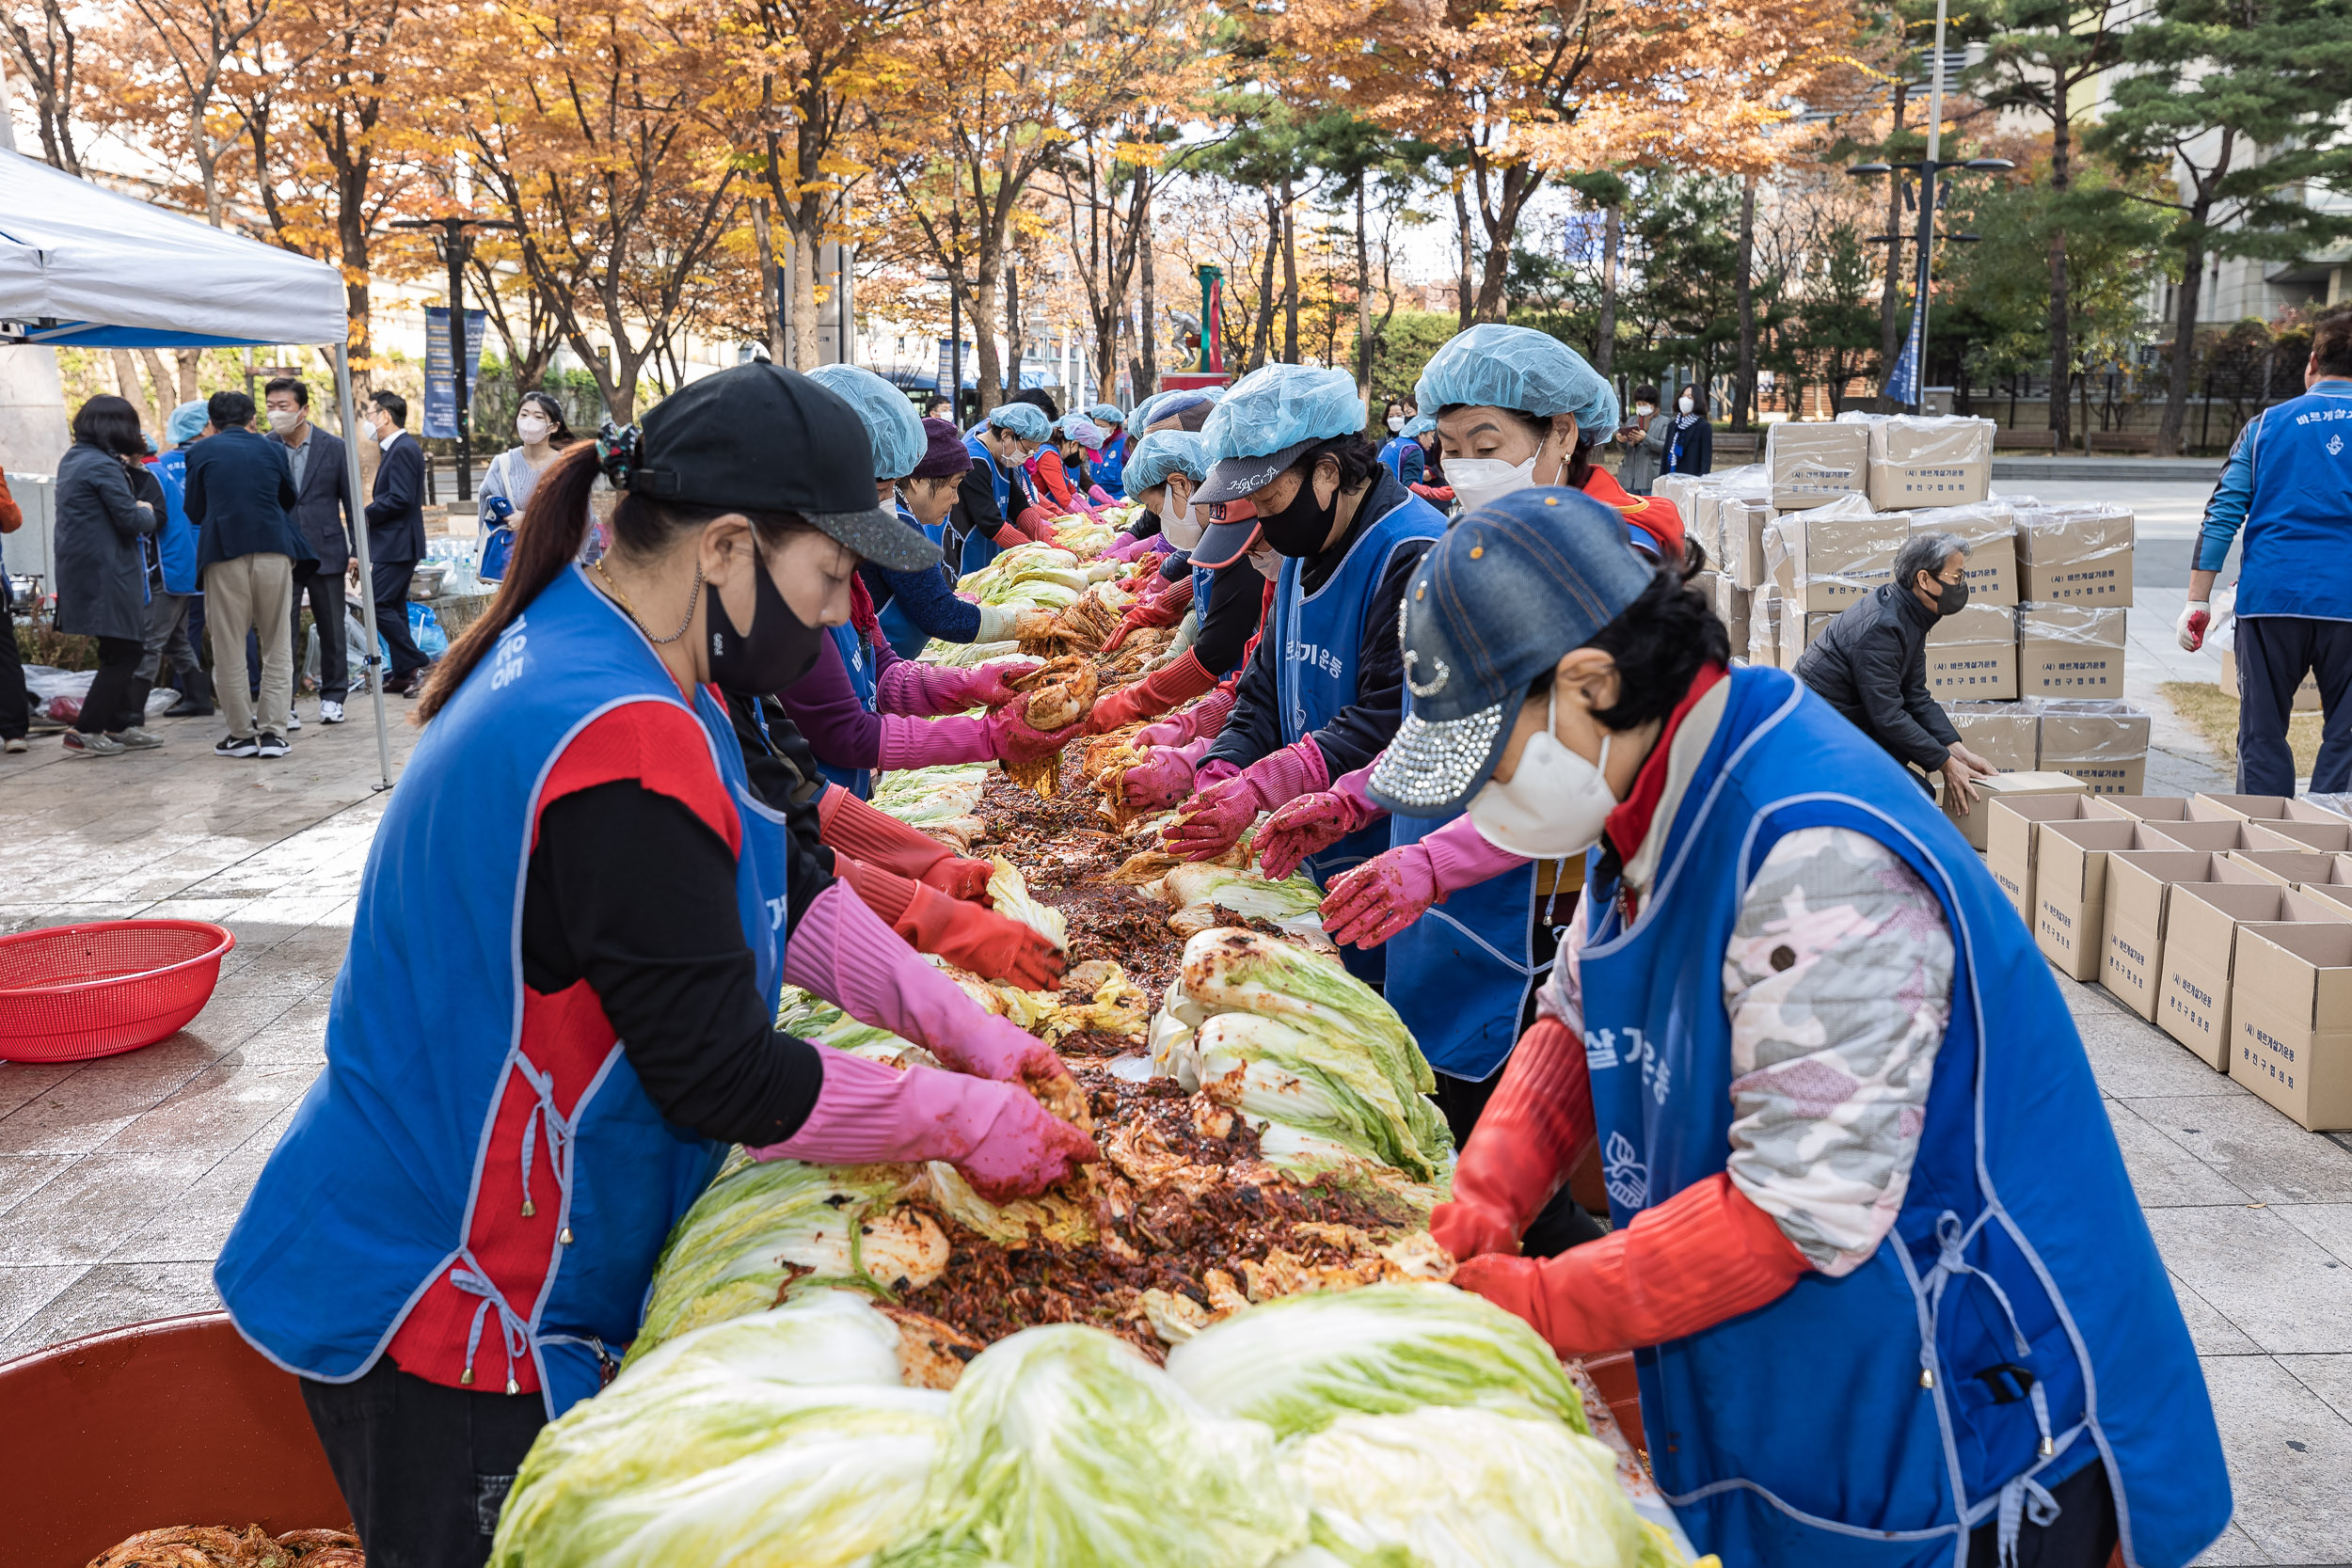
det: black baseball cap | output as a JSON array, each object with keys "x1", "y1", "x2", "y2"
[{"x1": 625, "y1": 363, "x2": 939, "y2": 573}]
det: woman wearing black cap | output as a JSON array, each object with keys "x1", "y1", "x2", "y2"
[
  {"x1": 1370, "y1": 487, "x2": 2226, "y2": 1568},
  {"x1": 213, "y1": 364, "x2": 1095, "y2": 1566}
]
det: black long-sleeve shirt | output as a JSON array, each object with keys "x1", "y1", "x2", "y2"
[{"x1": 1204, "y1": 467, "x2": 1427, "y2": 780}]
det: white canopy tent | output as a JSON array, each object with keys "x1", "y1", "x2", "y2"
[{"x1": 0, "y1": 148, "x2": 396, "y2": 786}]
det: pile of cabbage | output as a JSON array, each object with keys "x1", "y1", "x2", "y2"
[{"x1": 494, "y1": 1284, "x2": 1687, "y2": 1568}]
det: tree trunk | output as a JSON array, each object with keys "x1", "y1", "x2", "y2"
[
  {"x1": 1733, "y1": 176, "x2": 1756, "y2": 431},
  {"x1": 751, "y1": 198, "x2": 786, "y2": 365},
  {"x1": 1280, "y1": 173, "x2": 1299, "y2": 364},
  {"x1": 2158, "y1": 220, "x2": 2207, "y2": 456},
  {"x1": 971, "y1": 270, "x2": 1003, "y2": 416},
  {"x1": 1470, "y1": 168, "x2": 1538, "y2": 322},
  {"x1": 172, "y1": 349, "x2": 201, "y2": 404},
  {"x1": 109, "y1": 350, "x2": 162, "y2": 436},
  {"x1": 2045, "y1": 98, "x2": 2074, "y2": 451},
  {"x1": 1137, "y1": 184, "x2": 1157, "y2": 398},
  {"x1": 1354, "y1": 180, "x2": 1374, "y2": 399},
  {"x1": 1596, "y1": 205, "x2": 1620, "y2": 379},
  {"x1": 790, "y1": 222, "x2": 820, "y2": 371},
  {"x1": 1877, "y1": 82, "x2": 1908, "y2": 410},
  {"x1": 1454, "y1": 181, "x2": 1473, "y2": 332},
  {"x1": 1248, "y1": 187, "x2": 1281, "y2": 372}
]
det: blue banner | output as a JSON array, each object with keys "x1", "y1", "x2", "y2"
[
  {"x1": 422, "y1": 306, "x2": 485, "y2": 438},
  {"x1": 1882, "y1": 320, "x2": 1919, "y2": 409}
]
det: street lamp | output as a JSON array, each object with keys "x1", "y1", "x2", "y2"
[
  {"x1": 391, "y1": 214, "x2": 516, "y2": 501},
  {"x1": 1845, "y1": 0, "x2": 2015, "y2": 413}
]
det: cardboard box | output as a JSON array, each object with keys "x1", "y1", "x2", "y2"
[
  {"x1": 1747, "y1": 594, "x2": 1783, "y2": 669},
  {"x1": 2086, "y1": 795, "x2": 2245, "y2": 826},
  {"x1": 2162, "y1": 885, "x2": 2352, "y2": 1068},
  {"x1": 2246, "y1": 818, "x2": 2352, "y2": 853},
  {"x1": 1705, "y1": 572, "x2": 1751, "y2": 649},
  {"x1": 2034, "y1": 818, "x2": 2194, "y2": 981},
  {"x1": 2015, "y1": 505, "x2": 2135, "y2": 608},
  {"x1": 1987, "y1": 793, "x2": 2112, "y2": 922},
  {"x1": 2218, "y1": 647, "x2": 2321, "y2": 711},
  {"x1": 2018, "y1": 605, "x2": 2126, "y2": 700},
  {"x1": 1914, "y1": 501, "x2": 2018, "y2": 609},
  {"x1": 2231, "y1": 923, "x2": 2352, "y2": 1129},
  {"x1": 1783, "y1": 611, "x2": 1836, "y2": 669},
  {"x1": 1947, "y1": 702, "x2": 2039, "y2": 773},
  {"x1": 1867, "y1": 416, "x2": 1994, "y2": 512},
  {"x1": 2035, "y1": 701, "x2": 2152, "y2": 796},
  {"x1": 1721, "y1": 499, "x2": 1776, "y2": 591},
  {"x1": 2102, "y1": 850, "x2": 2281, "y2": 1020},
  {"x1": 1766, "y1": 421, "x2": 1870, "y2": 511},
  {"x1": 1788, "y1": 512, "x2": 1913, "y2": 614},
  {"x1": 2195, "y1": 794, "x2": 2349, "y2": 827},
  {"x1": 1924, "y1": 605, "x2": 2019, "y2": 702},
  {"x1": 1952, "y1": 769, "x2": 2087, "y2": 853},
  {"x1": 2218, "y1": 848, "x2": 2340, "y2": 889},
  {"x1": 2288, "y1": 857, "x2": 2352, "y2": 913}
]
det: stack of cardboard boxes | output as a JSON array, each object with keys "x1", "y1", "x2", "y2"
[
  {"x1": 1984, "y1": 784, "x2": 2352, "y2": 1131},
  {"x1": 1673, "y1": 415, "x2": 2148, "y2": 801}
]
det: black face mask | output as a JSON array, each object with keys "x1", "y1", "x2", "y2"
[
  {"x1": 1931, "y1": 574, "x2": 1970, "y2": 617},
  {"x1": 707, "y1": 546, "x2": 825, "y2": 695},
  {"x1": 1259, "y1": 462, "x2": 1340, "y2": 556}
]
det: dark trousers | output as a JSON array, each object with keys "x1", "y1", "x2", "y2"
[
  {"x1": 1964, "y1": 1457, "x2": 2117, "y2": 1568},
  {"x1": 76, "y1": 634, "x2": 146, "y2": 735},
  {"x1": 0, "y1": 580, "x2": 27, "y2": 739},
  {"x1": 300, "y1": 1358, "x2": 547, "y2": 1568},
  {"x1": 373, "y1": 559, "x2": 424, "y2": 682},
  {"x1": 246, "y1": 566, "x2": 350, "y2": 700},
  {"x1": 2234, "y1": 614, "x2": 2352, "y2": 795}
]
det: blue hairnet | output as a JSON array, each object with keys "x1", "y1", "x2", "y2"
[
  {"x1": 1088, "y1": 402, "x2": 1124, "y2": 427},
  {"x1": 1058, "y1": 414, "x2": 1109, "y2": 447},
  {"x1": 805, "y1": 363, "x2": 925, "y2": 480},
  {"x1": 986, "y1": 402, "x2": 1050, "y2": 442},
  {"x1": 1122, "y1": 430, "x2": 1209, "y2": 496},
  {"x1": 1403, "y1": 413, "x2": 1436, "y2": 438},
  {"x1": 1202, "y1": 364, "x2": 1366, "y2": 462},
  {"x1": 1414, "y1": 324, "x2": 1619, "y2": 436},
  {"x1": 167, "y1": 399, "x2": 210, "y2": 446}
]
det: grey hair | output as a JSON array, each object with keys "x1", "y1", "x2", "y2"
[{"x1": 1896, "y1": 530, "x2": 1970, "y2": 589}]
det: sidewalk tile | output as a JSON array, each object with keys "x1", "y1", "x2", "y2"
[
  {"x1": 2199, "y1": 1354, "x2": 2352, "y2": 1566},
  {"x1": 2149, "y1": 1208, "x2": 2352, "y2": 1355}
]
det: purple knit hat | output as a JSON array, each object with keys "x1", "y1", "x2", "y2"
[{"x1": 911, "y1": 417, "x2": 975, "y2": 479}]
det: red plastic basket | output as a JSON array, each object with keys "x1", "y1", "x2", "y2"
[{"x1": 0, "y1": 920, "x2": 236, "y2": 1063}]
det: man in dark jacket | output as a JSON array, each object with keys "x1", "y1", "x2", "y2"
[
  {"x1": 1793, "y1": 529, "x2": 1998, "y2": 808},
  {"x1": 265, "y1": 376, "x2": 358, "y2": 723},
  {"x1": 362, "y1": 389, "x2": 429, "y2": 694},
  {"x1": 188, "y1": 389, "x2": 317, "y2": 757}
]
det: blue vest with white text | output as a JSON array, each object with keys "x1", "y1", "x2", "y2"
[
  {"x1": 960, "y1": 434, "x2": 1011, "y2": 577},
  {"x1": 1577, "y1": 666, "x2": 2228, "y2": 1568},
  {"x1": 817, "y1": 621, "x2": 878, "y2": 800},
  {"x1": 2233, "y1": 383, "x2": 2352, "y2": 622}
]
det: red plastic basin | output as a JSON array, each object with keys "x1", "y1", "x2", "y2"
[
  {"x1": 0, "y1": 1312, "x2": 349, "y2": 1563},
  {"x1": 0, "y1": 919, "x2": 234, "y2": 1062}
]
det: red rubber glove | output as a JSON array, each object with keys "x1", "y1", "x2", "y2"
[
  {"x1": 987, "y1": 704, "x2": 1082, "y2": 766},
  {"x1": 1164, "y1": 739, "x2": 1329, "y2": 862},
  {"x1": 818, "y1": 786, "x2": 991, "y2": 898},
  {"x1": 1258, "y1": 785, "x2": 1383, "y2": 881},
  {"x1": 1085, "y1": 648, "x2": 1216, "y2": 735},
  {"x1": 1428, "y1": 1019, "x2": 1594, "y2": 1265},
  {"x1": 1119, "y1": 742, "x2": 1204, "y2": 811},
  {"x1": 1136, "y1": 687, "x2": 1237, "y2": 749},
  {"x1": 1103, "y1": 578, "x2": 1192, "y2": 652},
  {"x1": 1451, "y1": 1172, "x2": 1812, "y2": 1356},
  {"x1": 990, "y1": 521, "x2": 1031, "y2": 551},
  {"x1": 900, "y1": 879, "x2": 1068, "y2": 992}
]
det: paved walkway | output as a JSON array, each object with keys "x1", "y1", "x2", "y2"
[{"x1": 5, "y1": 510, "x2": 2352, "y2": 1560}]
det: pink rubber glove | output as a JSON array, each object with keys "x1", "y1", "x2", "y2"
[
  {"x1": 1322, "y1": 814, "x2": 1532, "y2": 946},
  {"x1": 747, "y1": 1052, "x2": 1097, "y2": 1202},
  {"x1": 1163, "y1": 739, "x2": 1329, "y2": 862},
  {"x1": 879, "y1": 657, "x2": 1041, "y2": 717},
  {"x1": 1136, "y1": 688, "x2": 1237, "y2": 749},
  {"x1": 1088, "y1": 483, "x2": 1118, "y2": 508},
  {"x1": 874, "y1": 706, "x2": 1080, "y2": 770},
  {"x1": 1258, "y1": 766, "x2": 1387, "y2": 880},
  {"x1": 1119, "y1": 738, "x2": 1209, "y2": 811},
  {"x1": 785, "y1": 882, "x2": 1069, "y2": 1085},
  {"x1": 1104, "y1": 531, "x2": 1156, "y2": 562}
]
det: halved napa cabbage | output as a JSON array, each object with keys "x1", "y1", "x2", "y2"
[
  {"x1": 1163, "y1": 1283, "x2": 1589, "y2": 1438},
  {"x1": 777, "y1": 987, "x2": 934, "y2": 1069},
  {"x1": 881, "y1": 1324, "x2": 1308, "y2": 1568},
  {"x1": 987, "y1": 855, "x2": 1069, "y2": 949},
  {"x1": 1194, "y1": 1012, "x2": 1441, "y2": 1182},
  {"x1": 1155, "y1": 862, "x2": 1331, "y2": 946}
]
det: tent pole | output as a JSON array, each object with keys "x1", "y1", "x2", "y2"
[{"x1": 336, "y1": 342, "x2": 394, "y2": 790}]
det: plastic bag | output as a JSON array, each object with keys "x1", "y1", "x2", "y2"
[{"x1": 410, "y1": 601, "x2": 449, "y2": 658}]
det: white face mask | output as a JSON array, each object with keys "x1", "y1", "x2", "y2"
[
  {"x1": 1163, "y1": 495, "x2": 1204, "y2": 551},
  {"x1": 1678, "y1": 394, "x2": 1695, "y2": 415},
  {"x1": 1248, "y1": 543, "x2": 1284, "y2": 581},
  {"x1": 1634, "y1": 403, "x2": 1655, "y2": 418},
  {"x1": 1386, "y1": 415, "x2": 1406, "y2": 434},
  {"x1": 1445, "y1": 452, "x2": 1543, "y2": 515},
  {"x1": 516, "y1": 414, "x2": 552, "y2": 443},
  {"x1": 266, "y1": 407, "x2": 300, "y2": 435},
  {"x1": 1466, "y1": 689, "x2": 1619, "y2": 858}
]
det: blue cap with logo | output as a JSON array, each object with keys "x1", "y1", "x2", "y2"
[{"x1": 1368, "y1": 486, "x2": 1654, "y2": 817}]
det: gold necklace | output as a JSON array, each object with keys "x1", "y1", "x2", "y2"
[{"x1": 593, "y1": 557, "x2": 701, "y2": 644}]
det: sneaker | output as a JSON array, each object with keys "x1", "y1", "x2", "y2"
[
  {"x1": 64, "y1": 731, "x2": 125, "y2": 758},
  {"x1": 114, "y1": 727, "x2": 164, "y2": 750},
  {"x1": 255, "y1": 732, "x2": 290, "y2": 758},
  {"x1": 215, "y1": 734, "x2": 261, "y2": 758},
  {"x1": 319, "y1": 700, "x2": 346, "y2": 724},
  {"x1": 3, "y1": 736, "x2": 25, "y2": 753},
  {"x1": 287, "y1": 709, "x2": 302, "y2": 732}
]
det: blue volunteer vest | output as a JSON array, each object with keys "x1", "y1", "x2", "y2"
[
  {"x1": 960, "y1": 434, "x2": 1012, "y2": 576},
  {"x1": 1577, "y1": 667, "x2": 2228, "y2": 1568},
  {"x1": 151, "y1": 451, "x2": 199, "y2": 595},
  {"x1": 877, "y1": 499, "x2": 947, "y2": 660},
  {"x1": 2232, "y1": 383, "x2": 2352, "y2": 622},
  {"x1": 1094, "y1": 433, "x2": 1127, "y2": 499},
  {"x1": 214, "y1": 567, "x2": 792, "y2": 1418},
  {"x1": 817, "y1": 621, "x2": 879, "y2": 800}
]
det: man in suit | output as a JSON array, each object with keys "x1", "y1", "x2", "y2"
[
  {"x1": 362, "y1": 389, "x2": 429, "y2": 695},
  {"x1": 264, "y1": 376, "x2": 359, "y2": 724},
  {"x1": 186, "y1": 389, "x2": 316, "y2": 758}
]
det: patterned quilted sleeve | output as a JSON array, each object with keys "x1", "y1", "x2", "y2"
[{"x1": 1720, "y1": 825, "x2": 1954, "y2": 1276}]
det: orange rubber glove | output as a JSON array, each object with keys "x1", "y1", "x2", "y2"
[
  {"x1": 1430, "y1": 1019, "x2": 1596, "y2": 1264},
  {"x1": 818, "y1": 785, "x2": 990, "y2": 901},
  {"x1": 836, "y1": 857, "x2": 1065, "y2": 990},
  {"x1": 1085, "y1": 648, "x2": 1217, "y2": 734},
  {"x1": 1451, "y1": 1173, "x2": 1812, "y2": 1356}
]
